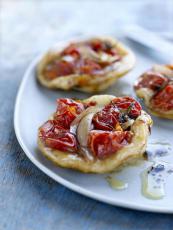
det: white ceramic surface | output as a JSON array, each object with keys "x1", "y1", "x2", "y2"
[{"x1": 14, "y1": 36, "x2": 173, "y2": 213}]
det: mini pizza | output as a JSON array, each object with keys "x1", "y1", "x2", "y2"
[
  {"x1": 134, "y1": 64, "x2": 173, "y2": 119},
  {"x1": 37, "y1": 37, "x2": 135, "y2": 92},
  {"x1": 38, "y1": 95, "x2": 152, "y2": 173}
]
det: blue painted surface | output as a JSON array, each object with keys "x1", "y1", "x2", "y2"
[{"x1": 1, "y1": 1, "x2": 173, "y2": 229}]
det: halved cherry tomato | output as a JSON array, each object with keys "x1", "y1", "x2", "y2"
[
  {"x1": 79, "y1": 59, "x2": 102, "y2": 74},
  {"x1": 39, "y1": 120, "x2": 56, "y2": 138},
  {"x1": 90, "y1": 40, "x2": 112, "y2": 52},
  {"x1": 88, "y1": 130, "x2": 132, "y2": 159},
  {"x1": 56, "y1": 98, "x2": 84, "y2": 114},
  {"x1": 62, "y1": 44, "x2": 80, "y2": 58},
  {"x1": 44, "y1": 60, "x2": 75, "y2": 79},
  {"x1": 39, "y1": 120, "x2": 77, "y2": 152},
  {"x1": 89, "y1": 39, "x2": 120, "y2": 58},
  {"x1": 151, "y1": 83, "x2": 173, "y2": 111},
  {"x1": 93, "y1": 105, "x2": 120, "y2": 131},
  {"x1": 112, "y1": 96, "x2": 142, "y2": 119},
  {"x1": 89, "y1": 39, "x2": 102, "y2": 51},
  {"x1": 54, "y1": 98, "x2": 84, "y2": 129},
  {"x1": 134, "y1": 71, "x2": 168, "y2": 91}
]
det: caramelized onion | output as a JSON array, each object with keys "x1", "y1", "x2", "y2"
[
  {"x1": 70, "y1": 106, "x2": 102, "y2": 135},
  {"x1": 77, "y1": 113, "x2": 95, "y2": 147}
]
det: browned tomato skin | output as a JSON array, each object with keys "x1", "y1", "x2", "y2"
[
  {"x1": 62, "y1": 44, "x2": 80, "y2": 58},
  {"x1": 39, "y1": 120, "x2": 77, "y2": 152},
  {"x1": 88, "y1": 131, "x2": 133, "y2": 159},
  {"x1": 134, "y1": 71, "x2": 169, "y2": 91},
  {"x1": 151, "y1": 83, "x2": 173, "y2": 111},
  {"x1": 89, "y1": 39, "x2": 120, "y2": 57},
  {"x1": 79, "y1": 59, "x2": 102, "y2": 74},
  {"x1": 54, "y1": 98, "x2": 84, "y2": 130},
  {"x1": 93, "y1": 105, "x2": 120, "y2": 131},
  {"x1": 112, "y1": 96, "x2": 142, "y2": 119},
  {"x1": 44, "y1": 60, "x2": 75, "y2": 80}
]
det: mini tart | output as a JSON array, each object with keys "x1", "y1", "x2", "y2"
[
  {"x1": 38, "y1": 95, "x2": 152, "y2": 173},
  {"x1": 134, "y1": 64, "x2": 173, "y2": 119},
  {"x1": 37, "y1": 36, "x2": 135, "y2": 93}
]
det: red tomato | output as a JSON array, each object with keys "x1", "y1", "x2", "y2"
[
  {"x1": 112, "y1": 96, "x2": 142, "y2": 119},
  {"x1": 44, "y1": 60, "x2": 75, "y2": 79},
  {"x1": 45, "y1": 131, "x2": 77, "y2": 152},
  {"x1": 89, "y1": 39, "x2": 103, "y2": 52},
  {"x1": 56, "y1": 98, "x2": 84, "y2": 114},
  {"x1": 89, "y1": 39, "x2": 120, "y2": 59},
  {"x1": 62, "y1": 44, "x2": 80, "y2": 58},
  {"x1": 151, "y1": 83, "x2": 173, "y2": 111},
  {"x1": 135, "y1": 71, "x2": 168, "y2": 91},
  {"x1": 39, "y1": 120, "x2": 56, "y2": 138},
  {"x1": 79, "y1": 59, "x2": 101, "y2": 74},
  {"x1": 39, "y1": 120, "x2": 77, "y2": 152},
  {"x1": 54, "y1": 98, "x2": 84, "y2": 129},
  {"x1": 88, "y1": 130, "x2": 132, "y2": 159},
  {"x1": 93, "y1": 105, "x2": 120, "y2": 131}
]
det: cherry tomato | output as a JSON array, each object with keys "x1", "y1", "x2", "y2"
[
  {"x1": 89, "y1": 39, "x2": 103, "y2": 52},
  {"x1": 56, "y1": 98, "x2": 84, "y2": 114},
  {"x1": 112, "y1": 96, "x2": 142, "y2": 119},
  {"x1": 151, "y1": 83, "x2": 173, "y2": 111},
  {"x1": 39, "y1": 120, "x2": 77, "y2": 152},
  {"x1": 88, "y1": 130, "x2": 132, "y2": 159},
  {"x1": 44, "y1": 60, "x2": 74, "y2": 79},
  {"x1": 89, "y1": 39, "x2": 120, "y2": 58},
  {"x1": 135, "y1": 71, "x2": 168, "y2": 91},
  {"x1": 62, "y1": 44, "x2": 80, "y2": 58},
  {"x1": 93, "y1": 105, "x2": 120, "y2": 131},
  {"x1": 39, "y1": 120, "x2": 56, "y2": 138},
  {"x1": 54, "y1": 98, "x2": 84, "y2": 129},
  {"x1": 79, "y1": 59, "x2": 101, "y2": 74}
]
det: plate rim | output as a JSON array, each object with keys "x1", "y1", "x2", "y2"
[{"x1": 14, "y1": 47, "x2": 173, "y2": 214}]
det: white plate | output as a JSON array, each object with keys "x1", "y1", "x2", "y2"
[{"x1": 14, "y1": 36, "x2": 173, "y2": 213}]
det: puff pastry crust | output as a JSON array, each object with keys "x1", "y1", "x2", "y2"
[
  {"x1": 134, "y1": 64, "x2": 173, "y2": 119},
  {"x1": 37, "y1": 37, "x2": 135, "y2": 93},
  {"x1": 38, "y1": 95, "x2": 152, "y2": 173}
]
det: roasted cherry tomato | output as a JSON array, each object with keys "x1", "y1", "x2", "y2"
[
  {"x1": 89, "y1": 39, "x2": 120, "y2": 58},
  {"x1": 134, "y1": 71, "x2": 168, "y2": 91},
  {"x1": 93, "y1": 104, "x2": 120, "y2": 131},
  {"x1": 39, "y1": 120, "x2": 77, "y2": 152},
  {"x1": 62, "y1": 44, "x2": 80, "y2": 58},
  {"x1": 54, "y1": 98, "x2": 84, "y2": 129},
  {"x1": 44, "y1": 60, "x2": 75, "y2": 79},
  {"x1": 79, "y1": 59, "x2": 101, "y2": 74},
  {"x1": 88, "y1": 130, "x2": 132, "y2": 159},
  {"x1": 39, "y1": 120, "x2": 56, "y2": 138},
  {"x1": 112, "y1": 96, "x2": 142, "y2": 119},
  {"x1": 90, "y1": 40, "x2": 112, "y2": 53},
  {"x1": 151, "y1": 83, "x2": 173, "y2": 111}
]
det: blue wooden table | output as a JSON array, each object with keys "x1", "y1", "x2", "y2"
[{"x1": 1, "y1": 1, "x2": 173, "y2": 229}]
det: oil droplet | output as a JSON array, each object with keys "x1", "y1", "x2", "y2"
[
  {"x1": 141, "y1": 169, "x2": 165, "y2": 200},
  {"x1": 106, "y1": 175, "x2": 128, "y2": 190},
  {"x1": 141, "y1": 161, "x2": 173, "y2": 200}
]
